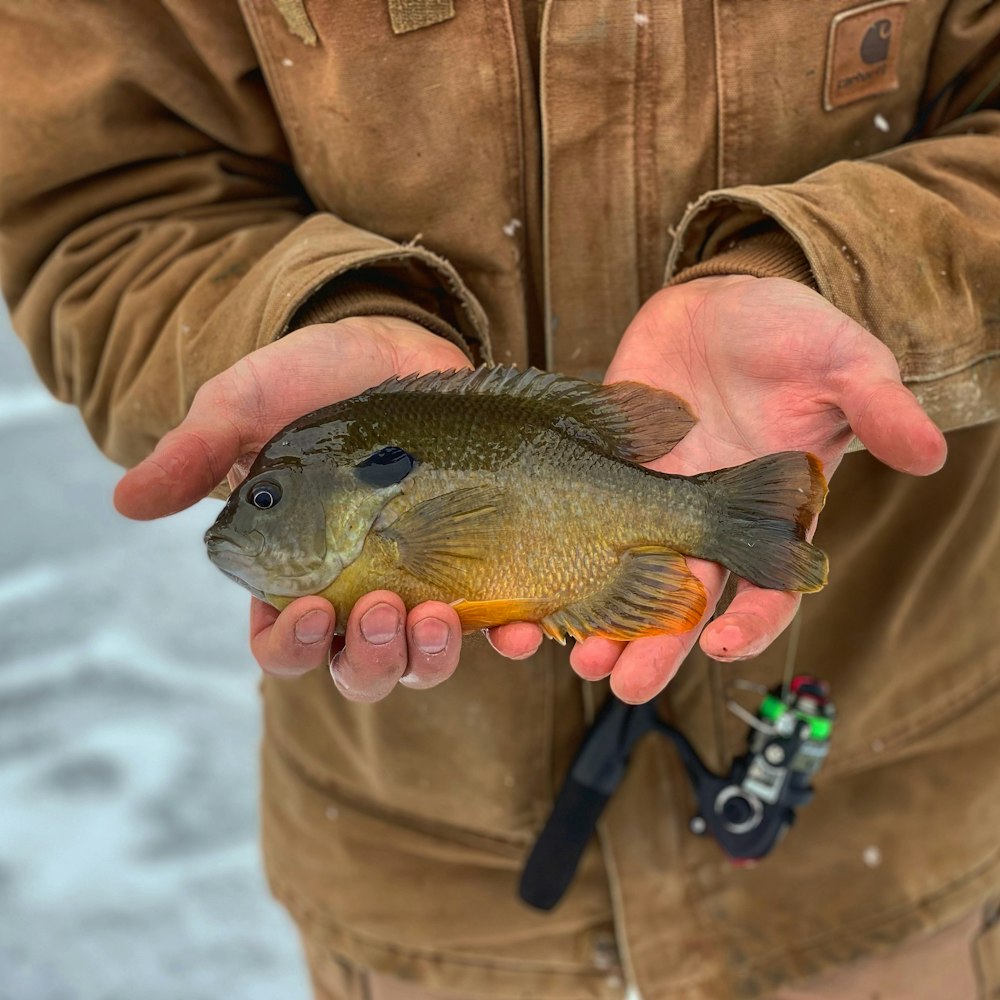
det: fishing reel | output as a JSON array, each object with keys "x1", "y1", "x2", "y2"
[
  {"x1": 519, "y1": 675, "x2": 835, "y2": 910},
  {"x1": 678, "y1": 675, "x2": 835, "y2": 863}
]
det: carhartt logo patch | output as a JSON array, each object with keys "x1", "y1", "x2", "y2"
[{"x1": 824, "y1": 1, "x2": 907, "y2": 110}]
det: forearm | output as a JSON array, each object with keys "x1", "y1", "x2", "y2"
[
  {"x1": 0, "y1": 1, "x2": 486, "y2": 468},
  {"x1": 665, "y1": 0, "x2": 1000, "y2": 434},
  {"x1": 666, "y1": 112, "x2": 1000, "y2": 433}
]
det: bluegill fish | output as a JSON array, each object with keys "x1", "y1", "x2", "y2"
[{"x1": 205, "y1": 366, "x2": 828, "y2": 641}]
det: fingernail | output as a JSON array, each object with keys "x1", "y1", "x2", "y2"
[
  {"x1": 360, "y1": 603, "x2": 400, "y2": 645},
  {"x1": 295, "y1": 610, "x2": 331, "y2": 645},
  {"x1": 412, "y1": 617, "x2": 449, "y2": 655}
]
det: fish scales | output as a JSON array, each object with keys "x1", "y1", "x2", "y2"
[{"x1": 205, "y1": 366, "x2": 829, "y2": 642}]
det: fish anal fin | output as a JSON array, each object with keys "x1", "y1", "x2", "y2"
[
  {"x1": 451, "y1": 597, "x2": 555, "y2": 634},
  {"x1": 453, "y1": 548, "x2": 707, "y2": 644},
  {"x1": 382, "y1": 484, "x2": 503, "y2": 590},
  {"x1": 543, "y1": 546, "x2": 707, "y2": 643}
]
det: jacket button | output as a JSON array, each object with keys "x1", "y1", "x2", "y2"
[{"x1": 591, "y1": 930, "x2": 620, "y2": 970}]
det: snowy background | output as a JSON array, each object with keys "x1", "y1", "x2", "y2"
[{"x1": 0, "y1": 309, "x2": 309, "y2": 999}]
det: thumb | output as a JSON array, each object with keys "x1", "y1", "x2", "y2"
[
  {"x1": 115, "y1": 351, "x2": 271, "y2": 520},
  {"x1": 113, "y1": 408, "x2": 241, "y2": 520},
  {"x1": 839, "y1": 375, "x2": 947, "y2": 476}
]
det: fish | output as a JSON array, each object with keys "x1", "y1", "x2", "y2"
[{"x1": 204, "y1": 365, "x2": 828, "y2": 642}]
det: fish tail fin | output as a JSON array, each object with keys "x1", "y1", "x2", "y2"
[{"x1": 696, "y1": 452, "x2": 829, "y2": 592}]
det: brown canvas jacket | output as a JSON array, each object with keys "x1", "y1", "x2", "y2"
[{"x1": 2, "y1": 2, "x2": 999, "y2": 998}]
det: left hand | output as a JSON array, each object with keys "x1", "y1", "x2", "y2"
[
  {"x1": 568, "y1": 275, "x2": 946, "y2": 704},
  {"x1": 114, "y1": 315, "x2": 541, "y2": 700}
]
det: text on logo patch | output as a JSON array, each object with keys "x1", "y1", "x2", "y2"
[{"x1": 825, "y1": 1, "x2": 907, "y2": 110}]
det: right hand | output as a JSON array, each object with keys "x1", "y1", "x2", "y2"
[{"x1": 114, "y1": 316, "x2": 543, "y2": 699}]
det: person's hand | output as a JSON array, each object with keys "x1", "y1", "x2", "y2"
[
  {"x1": 114, "y1": 316, "x2": 540, "y2": 700},
  {"x1": 570, "y1": 275, "x2": 947, "y2": 704}
]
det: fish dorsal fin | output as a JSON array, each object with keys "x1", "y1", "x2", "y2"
[
  {"x1": 379, "y1": 484, "x2": 503, "y2": 590},
  {"x1": 364, "y1": 365, "x2": 697, "y2": 462}
]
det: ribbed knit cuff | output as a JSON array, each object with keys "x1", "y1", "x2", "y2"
[
  {"x1": 287, "y1": 269, "x2": 476, "y2": 362},
  {"x1": 670, "y1": 228, "x2": 817, "y2": 289}
]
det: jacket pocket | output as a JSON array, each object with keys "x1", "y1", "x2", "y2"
[
  {"x1": 714, "y1": 0, "x2": 941, "y2": 188},
  {"x1": 261, "y1": 636, "x2": 568, "y2": 845}
]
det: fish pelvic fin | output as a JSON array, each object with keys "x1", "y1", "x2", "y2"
[
  {"x1": 365, "y1": 365, "x2": 696, "y2": 462},
  {"x1": 542, "y1": 546, "x2": 708, "y2": 643},
  {"x1": 696, "y1": 452, "x2": 829, "y2": 593},
  {"x1": 382, "y1": 484, "x2": 503, "y2": 590}
]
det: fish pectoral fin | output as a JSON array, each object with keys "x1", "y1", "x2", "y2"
[
  {"x1": 543, "y1": 546, "x2": 708, "y2": 643},
  {"x1": 382, "y1": 484, "x2": 504, "y2": 590},
  {"x1": 450, "y1": 597, "x2": 554, "y2": 634}
]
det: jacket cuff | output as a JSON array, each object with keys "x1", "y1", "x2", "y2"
[
  {"x1": 662, "y1": 163, "x2": 1000, "y2": 436},
  {"x1": 669, "y1": 228, "x2": 816, "y2": 289},
  {"x1": 287, "y1": 269, "x2": 474, "y2": 362},
  {"x1": 183, "y1": 213, "x2": 491, "y2": 411}
]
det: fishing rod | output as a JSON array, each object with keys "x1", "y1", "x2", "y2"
[{"x1": 519, "y1": 623, "x2": 836, "y2": 910}]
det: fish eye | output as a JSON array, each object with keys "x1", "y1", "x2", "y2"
[
  {"x1": 249, "y1": 481, "x2": 282, "y2": 510},
  {"x1": 356, "y1": 445, "x2": 416, "y2": 487}
]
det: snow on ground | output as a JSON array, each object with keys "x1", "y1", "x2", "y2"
[{"x1": 0, "y1": 312, "x2": 309, "y2": 1000}]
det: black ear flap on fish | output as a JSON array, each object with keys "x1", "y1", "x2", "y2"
[
  {"x1": 355, "y1": 445, "x2": 416, "y2": 487},
  {"x1": 696, "y1": 452, "x2": 829, "y2": 593}
]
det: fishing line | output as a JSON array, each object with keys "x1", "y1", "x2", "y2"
[{"x1": 781, "y1": 605, "x2": 803, "y2": 703}]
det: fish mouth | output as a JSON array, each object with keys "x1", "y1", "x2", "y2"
[
  {"x1": 204, "y1": 528, "x2": 265, "y2": 559},
  {"x1": 205, "y1": 528, "x2": 268, "y2": 600}
]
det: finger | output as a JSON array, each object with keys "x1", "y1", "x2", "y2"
[
  {"x1": 400, "y1": 602, "x2": 463, "y2": 689},
  {"x1": 570, "y1": 636, "x2": 625, "y2": 680},
  {"x1": 114, "y1": 415, "x2": 240, "y2": 520},
  {"x1": 113, "y1": 364, "x2": 259, "y2": 520},
  {"x1": 609, "y1": 632, "x2": 699, "y2": 704},
  {"x1": 250, "y1": 596, "x2": 335, "y2": 677},
  {"x1": 839, "y1": 372, "x2": 946, "y2": 477},
  {"x1": 485, "y1": 622, "x2": 544, "y2": 660},
  {"x1": 331, "y1": 591, "x2": 407, "y2": 702},
  {"x1": 700, "y1": 585, "x2": 801, "y2": 661}
]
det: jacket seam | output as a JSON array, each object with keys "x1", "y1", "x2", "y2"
[
  {"x1": 726, "y1": 844, "x2": 1000, "y2": 983},
  {"x1": 826, "y1": 645, "x2": 1000, "y2": 776},
  {"x1": 627, "y1": 845, "x2": 1000, "y2": 992},
  {"x1": 240, "y1": 0, "x2": 305, "y2": 170},
  {"x1": 711, "y1": 0, "x2": 724, "y2": 187},
  {"x1": 498, "y1": 0, "x2": 545, "y2": 370},
  {"x1": 633, "y1": 1, "x2": 654, "y2": 304},
  {"x1": 274, "y1": 875, "x2": 613, "y2": 979},
  {"x1": 539, "y1": 0, "x2": 554, "y2": 369},
  {"x1": 902, "y1": 347, "x2": 1000, "y2": 384}
]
